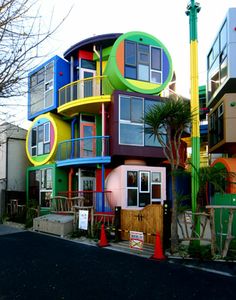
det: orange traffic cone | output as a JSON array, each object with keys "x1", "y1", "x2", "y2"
[
  {"x1": 150, "y1": 231, "x2": 166, "y2": 260},
  {"x1": 98, "y1": 224, "x2": 109, "y2": 247}
]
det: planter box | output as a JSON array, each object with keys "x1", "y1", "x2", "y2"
[{"x1": 33, "y1": 214, "x2": 74, "y2": 237}]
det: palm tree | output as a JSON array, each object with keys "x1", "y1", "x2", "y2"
[{"x1": 144, "y1": 97, "x2": 193, "y2": 253}]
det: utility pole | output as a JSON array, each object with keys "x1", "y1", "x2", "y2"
[{"x1": 186, "y1": 0, "x2": 201, "y2": 239}]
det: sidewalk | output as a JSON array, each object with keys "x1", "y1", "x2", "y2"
[{"x1": 0, "y1": 222, "x2": 25, "y2": 235}]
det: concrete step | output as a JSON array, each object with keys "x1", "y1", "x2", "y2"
[{"x1": 108, "y1": 241, "x2": 155, "y2": 258}]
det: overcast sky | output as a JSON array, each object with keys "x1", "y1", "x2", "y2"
[{"x1": 5, "y1": 0, "x2": 236, "y2": 127}]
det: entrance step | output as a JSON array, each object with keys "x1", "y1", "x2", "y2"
[{"x1": 108, "y1": 240, "x2": 155, "y2": 258}]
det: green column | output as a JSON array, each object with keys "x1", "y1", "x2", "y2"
[{"x1": 186, "y1": 0, "x2": 201, "y2": 240}]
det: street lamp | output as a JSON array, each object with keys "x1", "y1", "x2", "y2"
[{"x1": 186, "y1": 0, "x2": 201, "y2": 239}]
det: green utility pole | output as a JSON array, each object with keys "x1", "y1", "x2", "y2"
[{"x1": 186, "y1": 0, "x2": 201, "y2": 240}]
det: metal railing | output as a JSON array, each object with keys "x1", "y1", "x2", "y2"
[
  {"x1": 59, "y1": 75, "x2": 114, "y2": 106},
  {"x1": 56, "y1": 136, "x2": 110, "y2": 161}
]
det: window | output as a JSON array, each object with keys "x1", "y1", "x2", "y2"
[
  {"x1": 29, "y1": 168, "x2": 53, "y2": 207},
  {"x1": 119, "y1": 95, "x2": 143, "y2": 146},
  {"x1": 126, "y1": 170, "x2": 161, "y2": 207},
  {"x1": 31, "y1": 128, "x2": 37, "y2": 156},
  {"x1": 151, "y1": 47, "x2": 162, "y2": 84},
  {"x1": 220, "y1": 21, "x2": 227, "y2": 52},
  {"x1": 151, "y1": 172, "x2": 161, "y2": 201},
  {"x1": 124, "y1": 40, "x2": 162, "y2": 84},
  {"x1": 209, "y1": 107, "x2": 224, "y2": 148},
  {"x1": 29, "y1": 62, "x2": 54, "y2": 116},
  {"x1": 31, "y1": 122, "x2": 51, "y2": 156},
  {"x1": 207, "y1": 19, "x2": 228, "y2": 101},
  {"x1": 125, "y1": 41, "x2": 136, "y2": 65},
  {"x1": 140, "y1": 171, "x2": 149, "y2": 192},
  {"x1": 127, "y1": 171, "x2": 138, "y2": 206},
  {"x1": 81, "y1": 59, "x2": 96, "y2": 70},
  {"x1": 218, "y1": 103, "x2": 224, "y2": 117},
  {"x1": 119, "y1": 95, "x2": 164, "y2": 147}
]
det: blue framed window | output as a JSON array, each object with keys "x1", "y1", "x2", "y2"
[{"x1": 29, "y1": 62, "x2": 54, "y2": 116}]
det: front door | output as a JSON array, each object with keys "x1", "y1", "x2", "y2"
[
  {"x1": 78, "y1": 169, "x2": 96, "y2": 206},
  {"x1": 80, "y1": 122, "x2": 96, "y2": 158},
  {"x1": 80, "y1": 69, "x2": 96, "y2": 98},
  {"x1": 121, "y1": 205, "x2": 163, "y2": 244}
]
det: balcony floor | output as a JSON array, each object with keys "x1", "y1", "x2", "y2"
[{"x1": 56, "y1": 156, "x2": 111, "y2": 167}]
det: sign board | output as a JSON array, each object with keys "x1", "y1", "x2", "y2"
[
  {"x1": 78, "y1": 210, "x2": 89, "y2": 230},
  {"x1": 129, "y1": 231, "x2": 144, "y2": 251}
]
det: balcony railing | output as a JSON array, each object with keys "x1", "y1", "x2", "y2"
[
  {"x1": 56, "y1": 136, "x2": 110, "y2": 162},
  {"x1": 59, "y1": 75, "x2": 114, "y2": 106}
]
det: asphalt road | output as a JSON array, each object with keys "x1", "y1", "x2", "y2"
[{"x1": 0, "y1": 231, "x2": 235, "y2": 300}]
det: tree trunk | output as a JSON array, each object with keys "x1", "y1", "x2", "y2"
[{"x1": 171, "y1": 174, "x2": 179, "y2": 253}]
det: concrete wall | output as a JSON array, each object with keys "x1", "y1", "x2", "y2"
[{"x1": 7, "y1": 139, "x2": 28, "y2": 191}]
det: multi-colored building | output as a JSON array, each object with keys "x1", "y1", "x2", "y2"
[
  {"x1": 25, "y1": 31, "x2": 185, "y2": 215},
  {"x1": 207, "y1": 8, "x2": 236, "y2": 193}
]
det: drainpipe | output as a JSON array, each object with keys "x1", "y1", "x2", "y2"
[
  {"x1": 94, "y1": 44, "x2": 106, "y2": 212},
  {"x1": 69, "y1": 117, "x2": 76, "y2": 202},
  {"x1": 102, "y1": 164, "x2": 105, "y2": 212},
  {"x1": 70, "y1": 117, "x2": 77, "y2": 159},
  {"x1": 70, "y1": 56, "x2": 74, "y2": 82}
]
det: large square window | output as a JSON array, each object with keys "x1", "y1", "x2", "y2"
[{"x1": 119, "y1": 95, "x2": 164, "y2": 147}]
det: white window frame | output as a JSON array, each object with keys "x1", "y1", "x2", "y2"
[
  {"x1": 44, "y1": 122, "x2": 50, "y2": 143},
  {"x1": 126, "y1": 170, "x2": 139, "y2": 207},
  {"x1": 139, "y1": 171, "x2": 150, "y2": 193},
  {"x1": 119, "y1": 95, "x2": 144, "y2": 146},
  {"x1": 151, "y1": 172, "x2": 162, "y2": 202},
  {"x1": 218, "y1": 103, "x2": 224, "y2": 117},
  {"x1": 150, "y1": 46, "x2": 162, "y2": 84}
]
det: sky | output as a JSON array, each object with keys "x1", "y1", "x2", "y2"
[{"x1": 6, "y1": 0, "x2": 236, "y2": 127}]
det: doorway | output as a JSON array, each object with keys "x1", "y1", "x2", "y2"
[
  {"x1": 78, "y1": 169, "x2": 96, "y2": 206},
  {"x1": 79, "y1": 69, "x2": 96, "y2": 98}
]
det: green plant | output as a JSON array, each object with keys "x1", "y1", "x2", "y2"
[
  {"x1": 188, "y1": 243, "x2": 212, "y2": 260},
  {"x1": 1, "y1": 212, "x2": 10, "y2": 224},
  {"x1": 224, "y1": 239, "x2": 236, "y2": 260},
  {"x1": 177, "y1": 244, "x2": 189, "y2": 258}
]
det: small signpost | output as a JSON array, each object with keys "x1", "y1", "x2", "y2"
[
  {"x1": 129, "y1": 231, "x2": 144, "y2": 251},
  {"x1": 78, "y1": 210, "x2": 89, "y2": 230}
]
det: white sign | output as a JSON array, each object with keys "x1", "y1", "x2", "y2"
[
  {"x1": 78, "y1": 210, "x2": 89, "y2": 230},
  {"x1": 129, "y1": 231, "x2": 144, "y2": 251}
]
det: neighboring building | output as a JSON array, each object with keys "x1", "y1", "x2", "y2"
[
  {"x1": 25, "y1": 31, "x2": 187, "y2": 214},
  {"x1": 199, "y1": 85, "x2": 209, "y2": 167},
  {"x1": 207, "y1": 8, "x2": 236, "y2": 192},
  {"x1": 0, "y1": 123, "x2": 29, "y2": 218}
]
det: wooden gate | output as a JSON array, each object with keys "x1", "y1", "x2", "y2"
[{"x1": 121, "y1": 204, "x2": 163, "y2": 244}]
